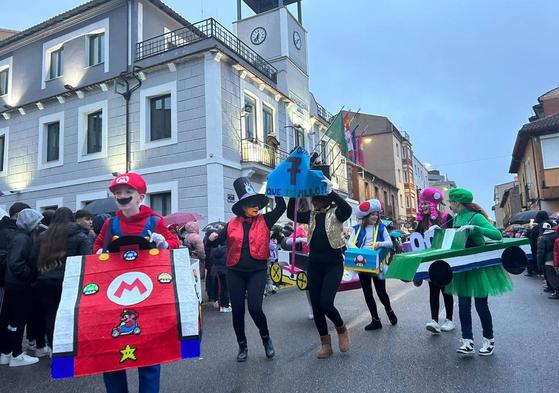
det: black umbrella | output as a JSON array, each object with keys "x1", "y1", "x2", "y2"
[
  {"x1": 509, "y1": 210, "x2": 550, "y2": 225},
  {"x1": 84, "y1": 198, "x2": 118, "y2": 215},
  {"x1": 202, "y1": 221, "x2": 227, "y2": 232}
]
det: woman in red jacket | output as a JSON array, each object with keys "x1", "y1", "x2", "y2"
[{"x1": 208, "y1": 177, "x2": 285, "y2": 362}]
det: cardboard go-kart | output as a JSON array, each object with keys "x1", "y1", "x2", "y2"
[
  {"x1": 270, "y1": 246, "x2": 361, "y2": 292},
  {"x1": 51, "y1": 236, "x2": 201, "y2": 379},
  {"x1": 385, "y1": 228, "x2": 532, "y2": 286}
]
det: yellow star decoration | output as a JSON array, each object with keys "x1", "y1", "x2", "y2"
[{"x1": 119, "y1": 344, "x2": 137, "y2": 363}]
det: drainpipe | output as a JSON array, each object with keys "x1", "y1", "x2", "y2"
[{"x1": 115, "y1": 67, "x2": 142, "y2": 173}]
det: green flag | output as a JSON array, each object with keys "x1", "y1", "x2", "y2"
[{"x1": 324, "y1": 111, "x2": 348, "y2": 157}]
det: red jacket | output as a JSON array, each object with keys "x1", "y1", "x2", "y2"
[
  {"x1": 93, "y1": 206, "x2": 180, "y2": 253},
  {"x1": 226, "y1": 215, "x2": 270, "y2": 267}
]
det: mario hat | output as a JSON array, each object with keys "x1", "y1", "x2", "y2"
[
  {"x1": 109, "y1": 172, "x2": 147, "y2": 194},
  {"x1": 419, "y1": 188, "x2": 444, "y2": 205},
  {"x1": 355, "y1": 199, "x2": 383, "y2": 219}
]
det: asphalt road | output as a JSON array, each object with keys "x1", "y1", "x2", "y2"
[{"x1": 1, "y1": 274, "x2": 557, "y2": 393}]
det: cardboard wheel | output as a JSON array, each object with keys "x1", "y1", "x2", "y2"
[
  {"x1": 428, "y1": 260, "x2": 452, "y2": 287},
  {"x1": 270, "y1": 263, "x2": 283, "y2": 284},
  {"x1": 296, "y1": 271, "x2": 308, "y2": 291},
  {"x1": 107, "y1": 236, "x2": 155, "y2": 253},
  {"x1": 501, "y1": 246, "x2": 527, "y2": 275}
]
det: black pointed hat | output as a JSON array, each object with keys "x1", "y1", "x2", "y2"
[{"x1": 232, "y1": 177, "x2": 270, "y2": 217}]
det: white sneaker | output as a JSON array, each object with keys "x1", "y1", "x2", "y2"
[
  {"x1": 35, "y1": 346, "x2": 51, "y2": 358},
  {"x1": 0, "y1": 353, "x2": 11, "y2": 365},
  {"x1": 478, "y1": 337, "x2": 495, "y2": 356},
  {"x1": 9, "y1": 353, "x2": 39, "y2": 367},
  {"x1": 425, "y1": 320, "x2": 441, "y2": 334},
  {"x1": 213, "y1": 301, "x2": 220, "y2": 309},
  {"x1": 219, "y1": 306, "x2": 232, "y2": 313},
  {"x1": 457, "y1": 339, "x2": 474, "y2": 355},
  {"x1": 440, "y1": 319, "x2": 456, "y2": 332},
  {"x1": 308, "y1": 312, "x2": 314, "y2": 320}
]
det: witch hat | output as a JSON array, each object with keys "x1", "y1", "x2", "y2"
[{"x1": 232, "y1": 177, "x2": 270, "y2": 217}]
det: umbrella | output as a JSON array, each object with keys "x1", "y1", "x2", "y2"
[
  {"x1": 202, "y1": 221, "x2": 227, "y2": 232},
  {"x1": 84, "y1": 198, "x2": 118, "y2": 215},
  {"x1": 163, "y1": 212, "x2": 203, "y2": 226},
  {"x1": 509, "y1": 210, "x2": 550, "y2": 225}
]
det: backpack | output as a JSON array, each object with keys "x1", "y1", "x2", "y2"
[{"x1": 553, "y1": 236, "x2": 559, "y2": 268}]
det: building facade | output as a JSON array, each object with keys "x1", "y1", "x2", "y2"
[
  {"x1": 0, "y1": 0, "x2": 348, "y2": 224},
  {"x1": 412, "y1": 154, "x2": 429, "y2": 202},
  {"x1": 427, "y1": 169, "x2": 456, "y2": 215},
  {"x1": 510, "y1": 88, "x2": 559, "y2": 213},
  {"x1": 493, "y1": 180, "x2": 516, "y2": 229}
]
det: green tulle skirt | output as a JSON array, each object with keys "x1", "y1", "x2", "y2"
[{"x1": 444, "y1": 265, "x2": 513, "y2": 298}]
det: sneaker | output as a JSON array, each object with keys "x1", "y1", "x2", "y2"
[
  {"x1": 364, "y1": 318, "x2": 382, "y2": 331},
  {"x1": 456, "y1": 339, "x2": 474, "y2": 355},
  {"x1": 9, "y1": 353, "x2": 39, "y2": 367},
  {"x1": 213, "y1": 301, "x2": 220, "y2": 309},
  {"x1": 0, "y1": 353, "x2": 11, "y2": 365},
  {"x1": 35, "y1": 346, "x2": 51, "y2": 358},
  {"x1": 308, "y1": 312, "x2": 314, "y2": 320},
  {"x1": 219, "y1": 306, "x2": 232, "y2": 313},
  {"x1": 543, "y1": 286, "x2": 553, "y2": 293},
  {"x1": 478, "y1": 337, "x2": 495, "y2": 356},
  {"x1": 386, "y1": 310, "x2": 398, "y2": 325},
  {"x1": 425, "y1": 320, "x2": 441, "y2": 334},
  {"x1": 440, "y1": 319, "x2": 456, "y2": 332},
  {"x1": 549, "y1": 292, "x2": 559, "y2": 299}
]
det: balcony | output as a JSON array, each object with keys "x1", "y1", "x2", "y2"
[
  {"x1": 241, "y1": 139, "x2": 287, "y2": 169},
  {"x1": 317, "y1": 102, "x2": 333, "y2": 124},
  {"x1": 333, "y1": 173, "x2": 349, "y2": 194},
  {"x1": 136, "y1": 18, "x2": 277, "y2": 83}
]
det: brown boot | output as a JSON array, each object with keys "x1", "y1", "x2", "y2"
[
  {"x1": 316, "y1": 335, "x2": 333, "y2": 359},
  {"x1": 336, "y1": 325, "x2": 350, "y2": 352}
]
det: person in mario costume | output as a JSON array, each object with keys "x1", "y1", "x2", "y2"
[{"x1": 93, "y1": 172, "x2": 179, "y2": 393}]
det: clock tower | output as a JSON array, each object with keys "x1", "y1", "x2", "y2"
[{"x1": 234, "y1": 0, "x2": 309, "y2": 114}]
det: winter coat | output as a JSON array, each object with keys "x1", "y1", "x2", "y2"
[
  {"x1": 0, "y1": 216, "x2": 18, "y2": 285},
  {"x1": 36, "y1": 222, "x2": 93, "y2": 287},
  {"x1": 536, "y1": 229, "x2": 559, "y2": 269},
  {"x1": 209, "y1": 242, "x2": 227, "y2": 274},
  {"x1": 183, "y1": 221, "x2": 206, "y2": 262}
]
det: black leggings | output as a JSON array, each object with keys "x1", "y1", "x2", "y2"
[
  {"x1": 37, "y1": 285, "x2": 62, "y2": 347},
  {"x1": 358, "y1": 273, "x2": 392, "y2": 320},
  {"x1": 228, "y1": 269, "x2": 269, "y2": 343},
  {"x1": 429, "y1": 281, "x2": 453, "y2": 322},
  {"x1": 0, "y1": 289, "x2": 31, "y2": 357},
  {"x1": 308, "y1": 262, "x2": 344, "y2": 336}
]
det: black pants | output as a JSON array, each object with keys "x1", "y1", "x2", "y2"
[
  {"x1": 228, "y1": 269, "x2": 269, "y2": 343},
  {"x1": 26, "y1": 287, "x2": 46, "y2": 349},
  {"x1": 215, "y1": 271, "x2": 230, "y2": 308},
  {"x1": 37, "y1": 284, "x2": 62, "y2": 347},
  {"x1": 429, "y1": 281, "x2": 453, "y2": 322},
  {"x1": 358, "y1": 273, "x2": 392, "y2": 320},
  {"x1": 0, "y1": 289, "x2": 31, "y2": 357},
  {"x1": 459, "y1": 296, "x2": 493, "y2": 340},
  {"x1": 308, "y1": 262, "x2": 344, "y2": 336}
]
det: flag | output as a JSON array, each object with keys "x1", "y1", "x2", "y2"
[
  {"x1": 356, "y1": 135, "x2": 365, "y2": 166},
  {"x1": 343, "y1": 112, "x2": 354, "y2": 160},
  {"x1": 324, "y1": 111, "x2": 348, "y2": 157},
  {"x1": 350, "y1": 125, "x2": 359, "y2": 164}
]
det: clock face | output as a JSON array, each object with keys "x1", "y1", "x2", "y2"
[
  {"x1": 293, "y1": 31, "x2": 302, "y2": 50},
  {"x1": 250, "y1": 27, "x2": 267, "y2": 45}
]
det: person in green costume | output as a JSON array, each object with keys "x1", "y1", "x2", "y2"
[{"x1": 444, "y1": 188, "x2": 512, "y2": 357}]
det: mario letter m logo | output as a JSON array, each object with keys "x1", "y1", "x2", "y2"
[{"x1": 107, "y1": 272, "x2": 154, "y2": 306}]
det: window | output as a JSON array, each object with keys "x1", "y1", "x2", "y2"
[
  {"x1": 398, "y1": 169, "x2": 401, "y2": 183},
  {"x1": 49, "y1": 47, "x2": 64, "y2": 79},
  {"x1": 46, "y1": 123, "x2": 60, "y2": 162},
  {"x1": 396, "y1": 143, "x2": 400, "y2": 157},
  {"x1": 262, "y1": 105, "x2": 274, "y2": 139},
  {"x1": 87, "y1": 111, "x2": 102, "y2": 154},
  {"x1": 383, "y1": 191, "x2": 388, "y2": 206},
  {"x1": 150, "y1": 192, "x2": 171, "y2": 216},
  {"x1": 294, "y1": 128, "x2": 305, "y2": 148},
  {"x1": 244, "y1": 95, "x2": 257, "y2": 140},
  {"x1": 88, "y1": 33, "x2": 104, "y2": 66},
  {"x1": 150, "y1": 94, "x2": 172, "y2": 141},
  {"x1": 36, "y1": 197, "x2": 64, "y2": 212},
  {"x1": 541, "y1": 134, "x2": 559, "y2": 169},
  {"x1": 38, "y1": 112, "x2": 64, "y2": 169},
  {"x1": 0, "y1": 132, "x2": 5, "y2": 173},
  {"x1": 375, "y1": 186, "x2": 379, "y2": 198},
  {"x1": 0, "y1": 68, "x2": 8, "y2": 96},
  {"x1": 140, "y1": 81, "x2": 177, "y2": 150},
  {"x1": 320, "y1": 141, "x2": 328, "y2": 163}
]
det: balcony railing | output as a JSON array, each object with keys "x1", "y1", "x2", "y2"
[
  {"x1": 241, "y1": 139, "x2": 287, "y2": 169},
  {"x1": 333, "y1": 174, "x2": 349, "y2": 194},
  {"x1": 136, "y1": 18, "x2": 277, "y2": 83},
  {"x1": 317, "y1": 103, "x2": 333, "y2": 124}
]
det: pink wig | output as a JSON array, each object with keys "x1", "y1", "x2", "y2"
[{"x1": 416, "y1": 187, "x2": 444, "y2": 222}]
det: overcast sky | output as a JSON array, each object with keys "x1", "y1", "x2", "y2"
[{"x1": 2, "y1": 0, "x2": 558, "y2": 214}]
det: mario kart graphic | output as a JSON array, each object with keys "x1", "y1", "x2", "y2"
[{"x1": 112, "y1": 309, "x2": 142, "y2": 338}]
